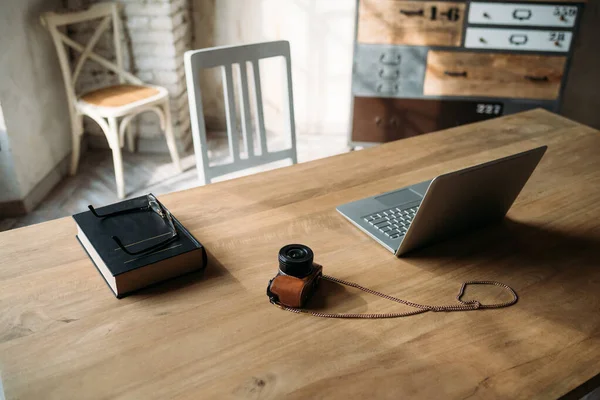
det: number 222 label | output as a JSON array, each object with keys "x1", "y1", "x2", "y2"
[{"x1": 476, "y1": 104, "x2": 502, "y2": 115}]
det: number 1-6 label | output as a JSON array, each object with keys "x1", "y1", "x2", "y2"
[{"x1": 430, "y1": 6, "x2": 461, "y2": 21}]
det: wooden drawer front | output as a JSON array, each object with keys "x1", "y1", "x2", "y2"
[
  {"x1": 357, "y1": 0, "x2": 466, "y2": 47},
  {"x1": 468, "y1": 3, "x2": 578, "y2": 27},
  {"x1": 503, "y1": 99, "x2": 556, "y2": 114},
  {"x1": 351, "y1": 97, "x2": 557, "y2": 143},
  {"x1": 465, "y1": 28, "x2": 572, "y2": 52},
  {"x1": 424, "y1": 51, "x2": 566, "y2": 100},
  {"x1": 353, "y1": 45, "x2": 426, "y2": 98},
  {"x1": 351, "y1": 97, "x2": 503, "y2": 143}
]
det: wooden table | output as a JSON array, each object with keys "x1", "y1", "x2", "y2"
[{"x1": 1, "y1": 109, "x2": 600, "y2": 399}]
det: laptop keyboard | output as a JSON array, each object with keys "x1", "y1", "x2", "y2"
[{"x1": 363, "y1": 205, "x2": 420, "y2": 240}]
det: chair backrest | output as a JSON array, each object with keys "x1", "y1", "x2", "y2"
[
  {"x1": 184, "y1": 41, "x2": 298, "y2": 184},
  {"x1": 40, "y1": 3, "x2": 142, "y2": 114}
]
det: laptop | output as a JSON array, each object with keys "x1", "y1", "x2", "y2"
[{"x1": 337, "y1": 146, "x2": 547, "y2": 256}]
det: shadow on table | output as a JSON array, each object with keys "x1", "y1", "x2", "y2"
[
  {"x1": 405, "y1": 217, "x2": 600, "y2": 269},
  {"x1": 305, "y1": 277, "x2": 369, "y2": 313},
  {"x1": 129, "y1": 249, "x2": 241, "y2": 298},
  {"x1": 402, "y1": 217, "x2": 600, "y2": 333}
]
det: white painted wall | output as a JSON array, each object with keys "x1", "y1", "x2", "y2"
[
  {"x1": 0, "y1": 0, "x2": 71, "y2": 201},
  {"x1": 191, "y1": 0, "x2": 356, "y2": 136}
]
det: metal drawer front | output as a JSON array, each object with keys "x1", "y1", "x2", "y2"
[
  {"x1": 465, "y1": 27, "x2": 572, "y2": 52},
  {"x1": 353, "y1": 45, "x2": 427, "y2": 98},
  {"x1": 468, "y1": 3, "x2": 578, "y2": 27}
]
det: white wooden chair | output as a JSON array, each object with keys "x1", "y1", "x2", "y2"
[
  {"x1": 41, "y1": 3, "x2": 181, "y2": 199},
  {"x1": 184, "y1": 41, "x2": 297, "y2": 185}
]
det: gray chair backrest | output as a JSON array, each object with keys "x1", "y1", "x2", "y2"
[{"x1": 184, "y1": 40, "x2": 298, "y2": 184}]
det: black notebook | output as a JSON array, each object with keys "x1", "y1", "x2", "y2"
[{"x1": 73, "y1": 194, "x2": 207, "y2": 298}]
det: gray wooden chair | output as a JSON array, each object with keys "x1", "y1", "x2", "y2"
[{"x1": 184, "y1": 41, "x2": 298, "y2": 185}]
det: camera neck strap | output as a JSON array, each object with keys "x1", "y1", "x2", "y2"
[{"x1": 271, "y1": 275, "x2": 518, "y2": 319}]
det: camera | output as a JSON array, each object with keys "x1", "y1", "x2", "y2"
[{"x1": 266, "y1": 244, "x2": 322, "y2": 308}]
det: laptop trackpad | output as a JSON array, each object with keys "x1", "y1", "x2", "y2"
[{"x1": 375, "y1": 189, "x2": 422, "y2": 207}]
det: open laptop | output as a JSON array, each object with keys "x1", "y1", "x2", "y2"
[{"x1": 337, "y1": 146, "x2": 547, "y2": 256}]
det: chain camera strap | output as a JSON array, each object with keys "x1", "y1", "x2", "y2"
[{"x1": 271, "y1": 275, "x2": 518, "y2": 319}]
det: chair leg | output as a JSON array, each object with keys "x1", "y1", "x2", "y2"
[
  {"x1": 69, "y1": 114, "x2": 84, "y2": 175},
  {"x1": 108, "y1": 117, "x2": 126, "y2": 199},
  {"x1": 70, "y1": 134, "x2": 81, "y2": 176},
  {"x1": 161, "y1": 101, "x2": 182, "y2": 172},
  {"x1": 126, "y1": 124, "x2": 136, "y2": 153}
]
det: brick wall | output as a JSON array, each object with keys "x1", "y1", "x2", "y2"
[{"x1": 65, "y1": 0, "x2": 192, "y2": 152}]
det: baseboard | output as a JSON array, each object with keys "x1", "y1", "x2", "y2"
[
  {"x1": 0, "y1": 200, "x2": 27, "y2": 218},
  {"x1": 87, "y1": 133, "x2": 192, "y2": 154},
  {"x1": 22, "y1": 155, "x2": 70, "y2": 211},
  {"x1": 0, "y1": 154, "x2": 70, "y2": 218}
]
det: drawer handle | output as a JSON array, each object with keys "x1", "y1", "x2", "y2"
[
  {"x1": 512, "y1": 9, "x2": 532, "y2": 21},
  {"x1": 378, "y1": 69, "x2": 400, "y2": 80},
  {"x1": 374, "y1": 116, "x2": 400, "y2": 128},
  {"x1": 379, "y1": 53, "x2": 401, "y2": 65},
  {"x1": 444, "y1": 71, "x2": 468, "y2": 78},
  {"x1": 399, "y1": 9, "x2": 424, "y2": 17},
  {"x1": 509, "y1": 34, "x2": 528, "y2": 45},
  {"x1": 524, "y1": 75, "x2": 549, "y2": 82},
  {"x1": 377, "y1": 83, "x2": 399, "y2": 94}
]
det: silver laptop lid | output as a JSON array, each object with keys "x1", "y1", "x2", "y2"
[{"x1": 396, "y1": 145, "x2": 547, "y2": 256}]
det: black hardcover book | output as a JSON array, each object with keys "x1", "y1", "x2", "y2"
[{"x1": 73, "y1": 194, "x2": 207, "y2": 298}]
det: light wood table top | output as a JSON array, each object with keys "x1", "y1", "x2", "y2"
[{"x1": 2, "y1": 109, "x2": 600, "y2": 399}]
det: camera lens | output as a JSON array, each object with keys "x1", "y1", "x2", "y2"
[
  {"x1": 278, "y1": 244, "x2": 314, "y2": 278},
  {"x1": 288, "y1": 249, "x2": 304, "y2": 259}
]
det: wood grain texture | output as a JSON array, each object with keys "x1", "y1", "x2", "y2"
[
  {"x1": 1, "y1": 109, "x2": 600, "y2": 399},
  {"x1": 80, "y1": 85, "x2": 160, "y2": 107},
  {"x1": 357, "y1": 0, "x2": 466, "y2": 47},
  {"x1": 424, "y1": 51, "x2": 567, "y2": 100}
]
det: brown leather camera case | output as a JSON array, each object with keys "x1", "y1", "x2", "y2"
[{"x1": 269, "y1": 264, "x2": 322, "y2": 308}]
